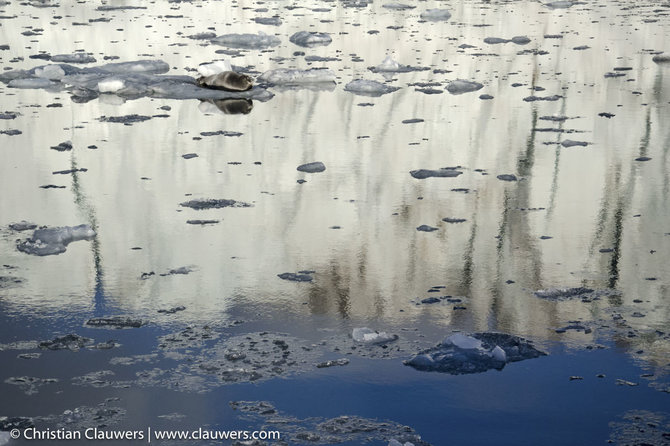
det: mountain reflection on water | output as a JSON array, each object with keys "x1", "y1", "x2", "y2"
[{"x1": 1, "y1": 0, "x2": 669, "y2": 444}]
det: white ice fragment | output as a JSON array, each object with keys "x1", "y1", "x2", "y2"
[
  {"x1": 289, "y1": 31, "x2": 332, "y2": 48},
  {"x1": 420, "y1": 8, "x2": 451, "y2": 21},
  {"x1": 492, "y1": 345, "x2": 507, "y2": 362},
  {"x1": 34, "y1": 65, "x2": 66, "y2": 80},
  {"x1": 352, "y1": 327, "x2": 397, "y2": 344},
  {"x1": 17, "y1": 224, "x2": 96, "y2": 256},
  {"x1": 375, "y1": 55, "x2": 401, "y2": 72},
  {"x1": 8, "y1": 78, "x2": 58, "y2": 89},
  {"x1": 258, "y1": 68, "x2": 336, "y2": 84},
  {"x1": 344, "y1": 79, "x2": 399, "y2": 96},
  {"x1": 211, "y1": 32, "x2": 281, "y2": 49},
  {"x1": 51, "y1": 53, "x2": 96, "y2": 64},
  {"x1": 388, "y1": 440, "x2": 415, "y2": 446},
  {"x1": 443, "y1": 333, "x2": 483, "y2": 350},
  {"x1": 382, "y1": 3, "x2": 415, "y2": 10},
  {"x1": 97, "y1": 60, "x2": 170, "y2": 74},
  {"x1": 197, "y1": 60, "x2": 233, "y2": 77},
  {"x1": 97, "y1": 77, "x2": 125, "y2": 93}
]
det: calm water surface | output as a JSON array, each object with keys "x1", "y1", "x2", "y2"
[{"x1": 1, "y1": 0, "x2": 669, "y2": 444}]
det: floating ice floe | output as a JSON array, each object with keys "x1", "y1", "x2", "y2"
[
  {"x1": 179, "y1": 199, "x2": 253, "y2": 210},
  {"x1": 51, "y1": 53, "x2": 96, "y2": 64},
  {"x1": 253, "y1": 16, "x2": 282, "y2": 26},
  {"x1": 404, "y1": 332, "x2": 546, "y2": 375},
  {"x1": 9, "y1": 221, "x2": 37, "y2": 231},
  {"x1": 484, "y1": 36, "x2": 531, "y2": 45},
  {"x1": 544, "y1": 0, "x2": 577, "y2": 8},
  {"x1": 197, "y1": 60, "x2": 233, "y2": 77},
  {"x1": 297, "y1": 162, "x2": 326, "y2": 173},
  {"x1": 16, "y1": 225, "x2": 95, "y2": 256},
  {"x1": 561, "y1": 139, "x2": 589, "y2": 147},
  {"x1": 389, "y1": 440, "x2": 415, "y2": 446},
  {"x1": 352, "y1": 327, "x2": 398, "y2": 344},
  {"x1": 344, "y1": 79, "x2": 399, "y2": 96},
  {"x1": 8, "y1": 78, "x2": 59, "y2": 89},
  {"x1": 278, "y1": 272, "x2": 314, "y2": 282},
  {"x1": 410, "y1": 168, "x2": 463, "y2": 179},
  {"x1": 420, "y1": 8, "x2": 451, "y2": 21},
  {"x1": 533, "y1": 287, "x2": 594, "y2": 300},
  {"x1": 382, "y1": 3, "x2": 415, "y2": 10},
  {"x1": 369, "y1": 55, "x2": 429, "y2": 74},
  {"x1": 211, "y1": 32, "x2": 280, "y2": 49},
  {"x1": 0, "y1": 60, "x2": 274, "y2": 102},
  {"x1": 258, "y1": 68, "x2": 336, "y2": 85},
  {"x1": 289, "y1": 31, "x2": 332, "y2": 48},
  {"x1": 446, "y1": 79, "x2": 484, "y2": 94}
]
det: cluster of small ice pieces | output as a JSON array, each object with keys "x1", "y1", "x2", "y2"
[
  {"x1": 404, "y1": 332, "x2": 545, "y2": 375},
  {"x1": 15, "y1": 224, "x2": 95, "y2": 256}
]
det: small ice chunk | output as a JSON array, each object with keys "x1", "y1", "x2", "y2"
[
  {"x1": 9, "y1": 221, "x2": 38, "y2": 231},
  {"x1": 442, "y1": 333, "x2": 482, "y2": 350},
  {"x1": 544, "y1": 1, "x2": 575, "y2": 8},
  {"x1": 511, "y1": 36, "x2": 531, "y2": 45},
  {"x1": 484, "y1": 37, "x2": 510, "y2": 44},
  {"x1": 420, "y1": 9, "x2": 451, "y2": 21},
  {"x1": 561, "y1": 140, "x2": 589, "y2": 147},
  {"x1": 212, "y1": 32, "x2": 280, "y2": 49},
  {"x1": 34, "y1": 65, "x2": 66, "y2": 80},
  {"x1": 410, "y1": 168, "x2": 462, "y2": 179},
  {"x1": 344, "y1": 79, "x2": 400, "y2": 96},
  {"x1": 389, "y1": 440, "x2": 415, "y2": 446},
  {"x1": 197, "y1": 60, "x2": 233, "y2": 77},
  {"x1": 51, "y1": 53, "x2": 96, "y2": 64},
  {"x1": 16, "y1": 224, "x2": 95, "y2": 256},
  {"x1": 297, "y1": 162, "x2": 326, "y2": 173},
  {"x1": 8, "y1": 78, "x2": 58, "y2": 89},
  {"x1": 497, "y1": 174, "x2": 518, "y2": 182},
  {"x1": 97, "y1": 78, "x2": 125, "y2": 93},
  {"x1": 258, "y1": 68, "x2": 336, "y2": 84},
  {"x1": 382, "y1": 3, "x2": 415, "y2": 10},
  {"x1": 352, "y1": 327, "x2": 398, "y2": 344},
  {"x1": 446, "y1": 79, "x2": 483, "y2": 94},
  {"x1": 375, "y1": 55, "x2": 401, "y2": 72},
  {"x1": 492, "y1": 345, "x2": 507, "y2": 362},
  {"x1": 97, "y1": 60, "x2": 170, "y2": 74},
  {"x1": 289, "y1": 31, "x2": 332, "y2": 48}
]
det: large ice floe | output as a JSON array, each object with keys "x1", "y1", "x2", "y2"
[
  {"x1": 404, "y1": 332, "x2": 546, "y2": 375},
  {"x1": 16, "y1": 225, "x2": 95, "y2": 256},
  {"x1": 0, "y1": 60, "x2": 273, "y2": 102}
]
